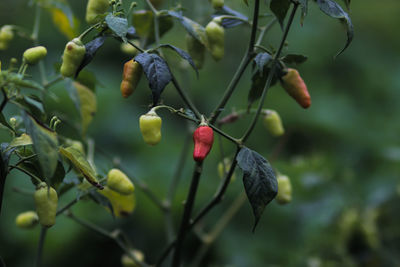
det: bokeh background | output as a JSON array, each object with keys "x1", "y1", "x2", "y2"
[{"x1": 1, "y1": 0, "x2": 400, "y2": 266}]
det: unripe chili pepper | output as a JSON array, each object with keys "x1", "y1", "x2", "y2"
[
  {"x1": 86, "y1": 0, "x2": 110, "y2": 25},
  {"x1": 15, "y1": 211, "x2": 39, "y2": 229},
  {"x1": 121, "y1": 249, "x2": 145, "y2": 267},
  {"x1": 120, "y1": 40, "x2": 139, "y2": 56},
  {"x1": 281, "y1": 68, "x2": 311, "y2": 108},
  {"x1": 107, "y1": 168, "x2": 135, "y2": 195},
  {"x1": 276, "y1": 174, "x2": 292, "y2": 205},
  {"x1": 34, "y1": 182, "x2": 58, "y2": 228},
  {"x1": 60, "y1": 38, "x2": 86, "y2": 77},
  {"x1": 185, "y1": 34, "x2": 205, "y2": 69},
  {"x1": 99, "y1": 186, "x2": 135, "y2": 217},
  {"x1": 211, "y1": 0, "x2": 224, "y2": 9},
  {"x1": 120, "y1": 59, "x2": 142, "y2": 98},
  {"x1": 193, "y1": 121, "x2": 214, "y2": 162},
  {"x1": 23, "y1": 46, "x2": 47, "y2": 65},
  {"x1": 0, "y1": 25, "x2": 14, "y2": 50},
  {"x1": 262, "y1": 109, "x2": 285, "y2": 137},
  {"x1": 205, "y1": 19, "x2": 224, "y2": 61},
  {"x1": 139, "y1": 109, "x2": 162, "y2": 146}
]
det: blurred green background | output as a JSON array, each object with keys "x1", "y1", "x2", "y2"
[{"x1": 1, "y1": 0, "x2": 400, "y2": 266}]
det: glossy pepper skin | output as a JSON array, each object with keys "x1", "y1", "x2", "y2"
[
  {"x1": 60, "y1": 38, "x2": 86, "y2": 77},
  {"x1": 193, "y1": 125, "x2": 214, "y2": 162},
  {"x1": 263, "y1": 110, "x2": 285, "y2": 137},
  {"x1": 186, "y1": 34, "x2": 205, "y2": 69},
  {"x1": 86, "y1": 0, "x2": 109, "y2": 25},
  {"x1": 120, "y1": 60, "x2": 142, "y2": 98},
  {"x1": 15, "y1": 211, "x2": 39, "y2": 229},
  {"x1": 281, "y1": 68, "x2": 311, "y2": 109},
  {"x1": 34, "y1": 182, "x2": 58, "y2": 228},
  {"x1": 23, "y1": 46, "x2": 47, "y2": 65},
  {"x1": 205, "y1": 20, "x2": 224, "y2": 61},
  {"x1": 139, "y1": 110, "x2": 162, "y2": 146},
  {"x1": 0, "y1": 25, "x2": 14, "y2": 50},
  {"x1": 107, "y1": 168, "x2": 135, "y2": 195}
]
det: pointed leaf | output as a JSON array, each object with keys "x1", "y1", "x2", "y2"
[
  {"x1": 270, "y1": 0, "x2": 291, "y2": 29},
  {"x1": 160, "y1": 44, "x2": 198, "y2": 76},
  {"x1": 73, "y1": 82, "x2": 97, "y2": 136},
  {"x1": 316, "y1": 0, "x2": 353, "y2": 57},
  {"x1": 105, "y1": 14, "x2": 128, "y2": 41},
  {"x1": 0, "y1": 113, "x2": 15, "y2": 133},
  {"x1": 75, "y1": 36, "x2": 107, "y2": 78},
  {"x1": 281, "y1": 54, "x2": 308, "y2": 64},
  {"x1": 132, "y1": 10, "x2": 173, "y2": 45},
  {"x1": 50, "y1": 8, "x2": 79, "y2": 39},
  {"x1": 59, "y1": 146, "x2": 103, "y2": 189},
  {"x1": 134, "y1": 53, "x2": 172, "y2": 105},
  {"x1": 9, "y1": 133, "x2": 33, "y2": 148},
  {"x1": 22, "y1": 112, "x2": 59, "y2": 180},
  {"x1": 237, "y1": 147, "x2": 278, "y2": 231},
  {"x1": 213, "y1": 6, "x2": 249, "y2": 28}
]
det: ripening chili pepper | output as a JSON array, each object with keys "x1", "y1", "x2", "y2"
[
  {"x1": 23, "y1": 46, "x2": 47, "y2": 65},
  {"x1": 139, "y1": 109, "x2": 162, "y2": 146},
  {"x1": 276, "y1": 174, "x2": 292, "y2": 205},
  {"x1": 120, "y1": 59, "x2": 142, "y2": 98},
  {"x1": 15, "y1": 211, "x2": 38, "y2": 229},
  {"x1": 107, "y1": 168, "x2": 135, "y2": 195},
  {"x1": 205, "y1": 19, "x2": 224, "y2": 61},
  {"x1": 193, "y1": 122, "x2": 214, "y2": 162},
  {"x1": 280, "y1": 68, "x2": 311, "y2": 109},
  {"x1": 0, "y1": 25, "x2": 14, "y2": 50},
  {"x1": 186, "y1": 34, "x2": 206, "y2": 69},
  {"x1": 34, "y1": 182, "x2": 58, "y2": 228},
  {"x1": 86, "y1": 0, "x2": 110, "y2": 25},
  {"x1": 262, "y1": 109, "x2": 285, "y2": 137},
  {"x1": 60, "y1": 38, "x2": 86, "y2": 77}
]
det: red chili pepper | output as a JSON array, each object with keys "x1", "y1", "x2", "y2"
[{"x1": 193, "y1": 125, "x2": 214, "y2": 162}]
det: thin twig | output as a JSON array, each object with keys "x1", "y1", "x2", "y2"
[{"x1": 35, "y1": 227, "x2": 48, "y2": 267}]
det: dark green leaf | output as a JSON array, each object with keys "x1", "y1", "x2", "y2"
[
  {"x1": 281, "y1": 54, "x2": 308, "y2": 64},
  {"x1": 270, "y1": 0, "x2": 291, "y2": 29},
  {"x1": 160, "y1": 44, "x2": 198, "y2": 76},
  {"x1": 49, "y1": 160, "x2": 65, "y2": 188},
  {"x1": 105, "y1": 14, "x2": 128, "y2": 41},
  {"x1": 76, "y1": 69, "x2": 98, "y2": 92},
  {"x1": 12, "y1": 96, "x2": 45, "y2": 120},
  {"x1": 0, "y1": 113, "x2": 15, "y2": 133},
  {"x1": 254, "y1": 53, "x2": 272, "y2": 73},
  {"x1": 236, "y1": 147, "x2": 278, "y2": 231},
  {"x1": 134, "y1": 53, "x2": 172, "y2": 105},
  {"x1": 9, "y1": 133, "x2": 33, "y2": 148},
  {"x1": 75, "y1": 36, "x2": 107, "y2": 78},
  {"x1": 213, "y1": 6, "x2": 249, "y2": 28},
  {"x1": 22, "y1": 112, "x2": 59, "y2": 180},
  {"x1": 316, "y1": 0, "x2": 353, "y2": 57},
  {"x1": 248, "y1": 66, "x2": 280, "y2": 109},
  {"x1": 18, "y1": 160, "x2": 42, "y2": 186},
  {"x1": 168, "y1": 12, "x2": 209, "y2": 48}
]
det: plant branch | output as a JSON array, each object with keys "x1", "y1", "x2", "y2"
[
  {"x1": 43, "y1": 75, "x2": 63, "y2": 89},
  {"x1": 171, "y1": 76, "x2": 202, "y2": 120},
  {"x1": 9, "y1": 165, "x2": 42, "y2": 183},
  {"x1": 31, "y1": 4, "x2": 47, "y2": 84},
  {"x1": 0, "y1": 87, "x2": 8, "y2": 112},
  {"x1": 171, "y1": 162, "x2": 203, "y2": 267},
  {"x1": 35, "y1": 227, "x2": 48, "y2": 267},
  {"x1": 241, "y1": 3, "x2": 298, "y2": 142}
]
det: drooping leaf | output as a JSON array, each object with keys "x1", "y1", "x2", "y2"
[
  {"x1": 168, "y1": 12, "x2": 209, "y2": 48},
  {"x1": 134, "y1": 53, "x2": 172, "y2": 105},
  {"x1": 73, "y1": 82, "x2": 97, "y2": 136},
  {"x1": 316, "y1": 0, "x2": 353, "y2": 57},
  {"x1": 159, "y1": 44, "x2": 198, "y2": 76},
  {"x1": 9, "y1": 133, "x2": 33, "y2": 148},
  {"x1": 50, "y1": 8, "x2": 80, "y2": 39},
  {"x1": 75, "y1": 36, "x2": 107, "y2": 78},
  {"x1": 248, "y1": 65, "x2": 280, "y2": 109},
  {"x1": 22, "y1": 112, "x2": 59, "y2": 180},
  {"x1": 281, "y1": 54, "x2": 308, "y2": 65},
  {"x1": 213, "y1": 6, "x2": 249, "y2": 28},
  {"x1": 12, "y1": 95, "x2": 45, "y2": 121},
  {"x1": 59, "y1": 146, "x2": 103, "y2": 189},
  {"x1": 105, "y1": 14, "x2": 128, "y2": 41},
  {"x1": 270, "y1": 0, "x2": 291, "y2": 29},
  {"x1": 236, "y1": 147, "x2": 278, "y2": 231},
  {"x1": 254, "y1": 52, "x2": 272, "y2": 73}
]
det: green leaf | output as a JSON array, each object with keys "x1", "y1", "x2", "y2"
[
  {"x1": 316, "y1": 0, "x2": 353, "y2": 57},
  {"x1": 105, "y1": 14, "x2": 128, "y2": 42},
  {"x1": 159, "y1": 44, "x2": 198, "y2": 76},
  {"x1": 1, "y1": 143, "x2": 16, "y2": 214},
  {"x1": 49, "y1": 160, "x2": 65, "y2": 188},
  {"x1": 88, "y1": 190, "x2": 114, "y2": 218},
  {"x1": 281, "y1": 54, "x2": 308, "y2": 64},
  {"x1": 0, "y1": 113, "x2": 15, "y2": 133},
  {"x1": 73, "y1": 82, "x2": 97, "y2": 136},
  {"x1": 270, "y1": 0, "x2": 291, "y2": 29},
  {"x1": 76, "y1": 36, "x2": 107, "y2": 78},
  {"x1": 22, "y1": 112, "x2": 59, "y2": 180},
  {"x1": 213, "y1": 6, "x2": 248, "y2": 28},
  {"x1": 12, "y1": 95, "x2": 45, "y2": 121},
  {"x1": 134, "y1": 53, "x2": 172, "y2": 105},
  {"x1": 236, "y1": 147, "x2": 278, "y2": 232},
  {"x1": 168, "y1": 12, "x2": 209, "y2": 48},
  {"x1": 9, "y1": 133, "x2": 33, "y2": 148},
  {"x1": 248, "y1": 66, "x2": 280, "y2": 109},
  {"x1": 7, "y1": 73, "x2": 45, "y2": 91},
  {"x1": 59, "y1": 146, "x2": 103, "y2": 189}
]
